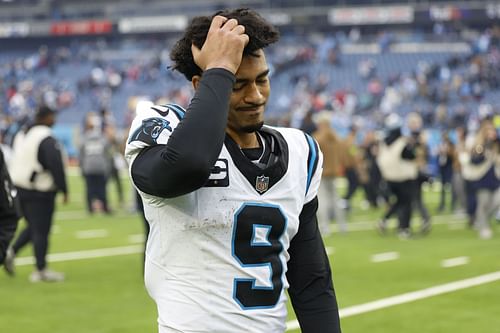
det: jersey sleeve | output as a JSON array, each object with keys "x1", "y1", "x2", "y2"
[
  {"x1": 124, "y1": 102, "x2": 181, "y2": 167},
  {"x1": 304, "y1": 133, "x2": 324, "y2": 203},
  {"x1": 124, "y1": 68, "x2": 236, "y2": 198}
]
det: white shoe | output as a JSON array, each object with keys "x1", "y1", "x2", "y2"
[
  {"x1": 479, "y1": 228, "x2": 493, "y2": 240},
  {"x1": 3, "y1": 247, "x2": 15, "y2": 276},
  {"x1": 420, "y1": 219, "x2": 431, "y2": 235},
  {"x1": 398, "y1": 229, "x2": 411, "y2": 240},
  {"x1": 30, "y1": 269, "x2": 65, "y2": 283},
  {"x1": 376, "y1": 219, "x2": 388, "y2": 235}
]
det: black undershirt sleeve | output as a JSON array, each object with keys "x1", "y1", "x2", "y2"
[
  {"x1": 131, "y1": 68, "x2": 236, "y2": 198},
  {"x1": 286, "y1": 197, "x2": 341, "y2": 333},
  {"x1": 38, "y1": 137, "x2": 68, "y2": 194}
]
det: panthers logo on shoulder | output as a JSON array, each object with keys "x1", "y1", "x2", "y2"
[{"x1": 128, "y1": 117, "x2": 172, "y2": 144}]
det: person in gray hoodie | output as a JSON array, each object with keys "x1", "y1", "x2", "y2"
[{"x1": 79, "y1": 112, "x2": 113, "y2": 214}]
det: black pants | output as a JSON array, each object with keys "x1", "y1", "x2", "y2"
[
  {"x1": 363, "y1": 182, "x2": 379, "y2": 208},
  {"x1": 344, "y1": 168, "x2": 359, "y2": 202},
  {"x1": 413, "y1": 180, "x2": 430, "y2": 222},
  {"x1": 364, "y1": 165, "x2": 383, "y2": 208},
  {"x1": 12, "y1": 190, "x2": 56, "y2": 271},
  {"x1": 84, "y1": 174, "x2": 109, "y2": 213},
  {"x1": 110, "y1": 164, "x2": 124, "y2": 204},
  {"x1": 465, "y1": 180, "x2": 477, "y2": 221},
  {"x1": 438, "y1": 167, "x2": 453, "y2": 211},
  {"x1": 384, "y1": 180, "x2": 415, "y2": 230}
]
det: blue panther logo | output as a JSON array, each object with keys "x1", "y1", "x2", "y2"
[{"x1": 128, "y1": 117, "x2": 172, "y2": 144}]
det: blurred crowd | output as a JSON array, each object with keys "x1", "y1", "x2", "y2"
[
  {"x1": 312, "y1": 108, "x2": 500, "y2": 240},
  {"x1": 0, "y1": 25, "x2": 500, "y2": 237},
  {"x1": 1, "y1": 26, "x2": 498, "y2": 132}
]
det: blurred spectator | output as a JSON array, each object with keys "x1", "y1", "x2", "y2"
[
  {"x1": 299, "y1": 109, "x2": 317, "y2": 135},
  {"x1": 358, "y1": 58, "x2": 376, "y2": 79},
  {"x1": 99, "y1": 108, "x2": 124, "y2": 207},
  {"x1": 376, "y1": 113, "x2": 418, "y2": 239},
  {"x1": 313, "y1": 111, "x2": 347, "y2": 235},
  {"x1": 6, "y1": 106, "x2": 68, "y2": 282},
  {"x1": 359, "y1": 130, "x2": 385, "y2": 209},
  {"x1": 408, "y1": 112, "x2": 431, "y2": 234},
  {"x1": 437, "y1": 131, "x2": 455, "y2": 212},
  {"x1": 79, "y1": 112, "x2": 113, "y2": 214},
  {"x1": 340, "y1": 125, "x2": 361, "y2": 211},
  {"x1": 468, "y1": 120, "x2": 500, "y2": 239},
  {"x1": 452, "y1": 126, "x2": 467, "y2": 214}
]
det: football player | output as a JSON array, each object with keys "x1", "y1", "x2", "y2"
[{"x1": 125, "y1": 8, "x2": 341, "y2": 333}]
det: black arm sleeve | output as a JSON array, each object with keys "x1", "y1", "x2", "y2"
[
  {"x1": 38, "y1": 137, "x2": 68, "y2": 194},
  {"x1": 131, "y1": 68, "x2": 235, "y2": 198},
  {"x1": 286, "y1": 197, "x2": 341, "y2": 333}
]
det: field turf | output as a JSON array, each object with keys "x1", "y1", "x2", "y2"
[{"x1": 1, "y1": 174, "x2": 499, "y2": 332}]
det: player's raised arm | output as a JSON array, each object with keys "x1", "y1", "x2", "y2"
[{"x1": 131, "y1": 16, "x2": 248, "y2": 198}]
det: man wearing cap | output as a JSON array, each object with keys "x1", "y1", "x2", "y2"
[{"x1": 4, "y1": 105, "x2": 68, "y2": 282}]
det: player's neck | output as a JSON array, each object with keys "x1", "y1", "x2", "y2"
[{"x1": 227, "y1": 130, "x2": 260, "y2": 149}]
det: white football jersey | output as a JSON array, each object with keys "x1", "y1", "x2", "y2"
[{"x1": 125, "y1": 103, "x2": 323, "y2": 333}]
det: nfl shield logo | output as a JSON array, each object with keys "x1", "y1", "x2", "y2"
[{"x1": 255, "y1": 175, "x2": 270, "y2": 194}]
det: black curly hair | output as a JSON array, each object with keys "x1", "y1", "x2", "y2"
[{"x1": 170, "y1": 8, "x2": 280, "y2": 81}]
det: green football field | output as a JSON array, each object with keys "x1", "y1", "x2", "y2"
[{"x1": 1, "y1": 173, "x2": 499, "y2": 333}]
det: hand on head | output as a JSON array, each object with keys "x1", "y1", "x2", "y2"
[{"x1": 191, "y1": 16, "x2": 249, "y2": 74}]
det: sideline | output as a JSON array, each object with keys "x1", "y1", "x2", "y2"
[
  {"x1": 14, "y1": 245, "x2": 143, "y2": 266},
  {"x1": 285, "y1": 270, "x2": 500, "y2": 331},
  {"x1": 12, "y1": 245, "x2": 500, "y2": 331}
]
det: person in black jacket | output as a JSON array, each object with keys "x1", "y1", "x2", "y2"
[
  {"x1": 0, "y1": 148, "x2": 20, "y2": 266},
  {"x1": 5, "y1": 106, "x2": 68, "y2": 282}
]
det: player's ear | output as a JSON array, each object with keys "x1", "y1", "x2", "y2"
[{"x1": 191, "y1": 75, "x2": 201, "y2": 90}]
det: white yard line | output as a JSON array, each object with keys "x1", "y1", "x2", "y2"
[
  {"x1": 371, "y1": 252, "x2": 400, "y2": 263},
  {"x1": 128, "y1": 234, "x2": 146, "y2": 243},
  {"x1": 448, "y1": 224, "x2": 465, "y2": 230},
  {"x1": 55, "y1": 210, "x2": 136, "y2": 220},
  {"x1": 75, "y1": 229, "x2": 109, "y2": 239},
  {"x1": 14, "y1": 245, "x2": 143, "y2": 266},
  {"x1": 286, "y1": 270, "x2": 500, "y2": 331},
  {"x1": 328, "y1": 214, "x2": 464, "y2": 233},
  {"x1": 11, "y1": 244, "x2": 497, "y2": 332},
  {"x1": 325, "y1": 247, "x2": 335, "y2": 255},
  {"x1": 441, "y1": 256, "x2": 470, "y2": 268}
]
